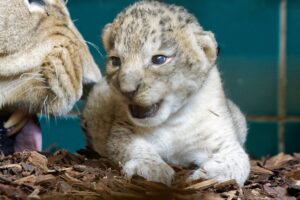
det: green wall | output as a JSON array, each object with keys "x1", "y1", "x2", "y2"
[{"x1": 41, "y1": 0, "x2": 300, "y2": 158}]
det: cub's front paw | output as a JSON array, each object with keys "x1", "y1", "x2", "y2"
[
  {"x1": 122, "y1": 159, "x2": 175, "y2": 186},
  {"x1": 189, "y1": 160, "x2": 228, "y2": 183},
  {"x1": 189, "y1": 157, "x2": 250, "y2": 186}
]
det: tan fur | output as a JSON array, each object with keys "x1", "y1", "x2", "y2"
[
  {"x1": 0, "y1": 0, "x2": 101, "y2": 115},
  {"x1": 83, "y1": 1, "x2": 249, "y2": 186}
]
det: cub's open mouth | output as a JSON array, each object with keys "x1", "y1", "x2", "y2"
[{"x1": 129, "y1": 101, "x2": 162, "y2": 119}]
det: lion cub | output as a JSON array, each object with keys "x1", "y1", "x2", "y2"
[{"x1": 82, "y1": 1, "x2": 250, "y2": 186}]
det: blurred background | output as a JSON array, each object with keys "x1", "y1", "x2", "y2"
[{"x1": 41, "y1": 0, "x2": 300, "y2": 158}]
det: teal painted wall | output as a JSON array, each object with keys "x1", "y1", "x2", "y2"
[{"x1": 41, "y1": 0, "x2": 300, "y2": 158}]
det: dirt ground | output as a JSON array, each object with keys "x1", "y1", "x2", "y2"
[{"x1": 1, "y1": 149, "x2": 300, "y2": 200}]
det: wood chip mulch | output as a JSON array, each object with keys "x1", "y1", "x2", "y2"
[{"x1": 1, "y1": 149, "x2": 300, "y2": 200}]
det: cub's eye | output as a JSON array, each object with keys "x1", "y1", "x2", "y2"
[
  {"x1": 28, "y1": 0, "x2": 45, "y2": 6},
  {"x1": 152, "y1": 55, "x2": 168, "y2": 65},
  {"x1": 110, "y1": 56, "x2": 121, "y2": 67}
]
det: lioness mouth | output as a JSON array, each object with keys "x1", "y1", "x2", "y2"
[
  {"x1": 129, "y1": 102, "x2": 161, "y2": 119},
  {"x1": 0, "y1": 110, "x2": 42, "y2": 155}
]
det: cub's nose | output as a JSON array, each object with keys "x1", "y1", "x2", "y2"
[
  {"x1": 118, "y1": 71, "x2": 142, "y2": 100},
  {"x1": 121, "y1": 84, "x2": 140, "y2": 100}
]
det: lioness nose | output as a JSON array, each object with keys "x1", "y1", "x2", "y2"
[{"x1": 81, "y1": 82, "x2": 96, "y2": 100}]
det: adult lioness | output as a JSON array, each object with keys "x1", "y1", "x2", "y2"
[{"x1": 0, "y1": 0, "x2": 101, "y2": 154}]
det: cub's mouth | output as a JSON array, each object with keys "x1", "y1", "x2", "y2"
[{"x1": 129, "y1": 101, "x2": 162, "y2": 119}]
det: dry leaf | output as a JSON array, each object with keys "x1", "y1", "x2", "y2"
[
  {"x1": 185, "y1": 179, "x2": 218, "y2": 190},
  {"x1": 251, "y1": 166, "x2": 274, "y2": 175},
  {"x1": 26, "y1": 151, "x2": 48, "y2": 172},
  {"x1": 264, "y1": 153, "x2": 294, "y2": 170}
]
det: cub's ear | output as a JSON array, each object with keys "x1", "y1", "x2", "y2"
[
  {"x1": 102, "y1": 23, "x2": 113, "y2": 51},
  {"x1": 196, "y1": 31, "x2": 218, "y2": 64}
]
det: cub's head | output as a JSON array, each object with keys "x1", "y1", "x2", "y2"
[
  {"x1": 103, "y1": 1, "x2": 218, "y2": 127},
  {"x1": 0, "y1": 0, "x2": 101, "y2": 115}
]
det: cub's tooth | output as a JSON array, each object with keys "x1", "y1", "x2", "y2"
[
  {"x1": 4, "y1": 110, "x2": 28, "y2": 129},
  {"x1": 6, "y1": 118, "x2": 29, "y2": 137}
]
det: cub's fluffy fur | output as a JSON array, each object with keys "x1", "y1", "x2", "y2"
[
  {"x1": 0, "y1": 0, "x2": 101, "y2": 115},
  {"x1": 83, "y1": 1, "x2": 250, "y2": 186}
]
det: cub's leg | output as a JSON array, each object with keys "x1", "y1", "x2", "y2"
[
  {"x1": 188, "y1": 101, "x2": 249, "y2": 186},
  {"x1": 107, "y1": 125, "x2": 175, "y2": 185},
  {"x1": 190, "y1": 142, "x2": 250, "y2": 186},
  {"x1": 227, "y1": 100, "x2": 248, "y2": 145}
]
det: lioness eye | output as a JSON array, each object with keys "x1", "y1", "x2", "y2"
[
  {"x1": 110, "y1": 56, "x2": 121, "y2": 67},
  {"x1": 28, "y1": 0, "x2": 45, "y2": 6},
  {"x1": 152, "y1": 55, "x2": 167, "y2": 65}
]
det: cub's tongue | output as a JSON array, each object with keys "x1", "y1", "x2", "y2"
[{"x1": 14, "y1": 115, "x2": 42, "y2": 152}]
